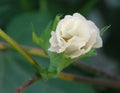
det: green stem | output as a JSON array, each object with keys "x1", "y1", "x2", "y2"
[
  {"x1": 0, "y1": 42, "x2": 48, "y2": 58},
  {"x1": 39, "y1": 0, "x2": 47, "y2": 12},
  {"x1": 1, "y1": 41, "x2": 120, "y2": 88},
  {"x1": 73, "y1": 62, "x2": 120, "y2": 80},
  {"x1": 0, "y1": 29, "x2": 44, "y2": 73},
  {"x1": 0, "y1": 41, "x2": 119, "y2": 80},
  {"x1": 15, "y1": 73, "x2": 41, "y2": 93},
  {"x1": 59, "y1": 72, "x2": 120, "y2": 88}
]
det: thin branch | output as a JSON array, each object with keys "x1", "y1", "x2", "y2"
[
  {"x1": 14, "y1": 72, "x2": 120, "y2": 93},
  {"x1": 0, "y1": 42, "x2": 9, "y2": 50},
  {"x1": 0, "y1": 41, "x2": 119, "y2": 80},
  {"x1": 0, "y1": 42, "x2": 48, "y2": 57},
  {"x1": 59, "y1": 72, "x2": 120, "y2": 88},
  {"x1": 73, "y1": 62, "x2": 120, "y2": 80},
  {"x1": 15, "y1": 73, "x2": 41, "y2": 93},
  {"x1": 0, "y1": 29, "x2": 44, "y2": 73}
]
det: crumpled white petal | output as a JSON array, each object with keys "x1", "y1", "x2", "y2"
[
  {"x1": 48, "y1": 13, "x2": 102, "y2": 59},
  {"x1": 87, "y1": 20, "x2": 102, "y2": 48},
  {"x1": 64, "y1": 36, "x2": 87, "y2": 58},
  {"x1": 73, "y1": 13, "x2": 86, "y2": 20}
]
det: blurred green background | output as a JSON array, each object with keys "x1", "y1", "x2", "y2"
[{"x1": 0, "y1": 0, "x2": 120, "y2": 93}]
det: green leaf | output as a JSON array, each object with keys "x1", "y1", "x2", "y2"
[
  {"x1": 25, "y1": 79, "x2": 95, "y2": 93},
  {"x1": 100, "y1": 25, "x2": 111, "y2": 36},
  {"x1": 0, "y1": 51, "x2": 35, "y2": 93}
]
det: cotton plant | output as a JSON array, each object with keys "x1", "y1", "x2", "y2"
[{"x1": 0, "y1": 13, "x2": 115, "y2": 93}]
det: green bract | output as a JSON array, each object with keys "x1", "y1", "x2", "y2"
[{"x1": 100, "y1": 25, "x2": 111, "y2": 36}]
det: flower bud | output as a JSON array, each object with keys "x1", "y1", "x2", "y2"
[{"x1": 48, "y1": 13, "x2": 102, "y2": 59}]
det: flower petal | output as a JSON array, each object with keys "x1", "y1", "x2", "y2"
[
  {"x1": 73, "y1": 13, "x2": 86, "y2": 20},
  {"x1": 87, "y1": 20, "x2": 102, "y2": 48},
  {"x1": 48, "y1": 13, "x2": 103, "y2": 58},
  {"x1": 64, "y1": 36, "x2": 87, "y2": 58}
]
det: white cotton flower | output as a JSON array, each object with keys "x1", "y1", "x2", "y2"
[{"x1": 48, "y1": 13, "x2": 102, "y2": 59}]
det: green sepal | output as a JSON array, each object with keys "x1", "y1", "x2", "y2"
[
  {"x1": 32, "y1": 15, "x2": 61, "y2": 54},
  {"x1": 48, "y1": 52, "x2": 74, "y2": 77},
  {"x1": 32, "y1": 15, "x2": 65, "y2": 77},
  {"x1": 100, "y1": 25, "x2": 111, "y2": 36},
  {"x1": 47, "y1": 49, "x2": 96, "y2": 77},
  {"x1": 32, "y1": 22, "x2": 52, "y2": 53},
  {"x1": 52, "y1": 14, "x2": 61, "y2": 31},
  {"x1": 79, "y1": 48, "x2": 96, "y2": 59}
]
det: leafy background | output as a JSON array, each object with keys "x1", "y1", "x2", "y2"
[{"x1": 0, "y1": 0, "x2": 120, "y2": 93}]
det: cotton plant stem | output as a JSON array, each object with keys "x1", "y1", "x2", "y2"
[
  {"x1": 73, "y1": 62, "x2": 120, "y2": 80},
  {"x1": 0, "y1": 42, "x2": 9, "y2": 50},
  {"x1": 0, "y1": 29, "x2": 44, "y2": 73},
  {"x1": 0, "y1": 42, "x2": 48, "y2": 58},
  {"x1": 14, "y1": 72, "x2": 120, "y2": 93},
  {"x1": 15, "y1": 73, "x2": 41, "y2": 93},
  {"x1": 59, "y1": 72, "x2": 120, "y2": 88},
  {"x1": 0, "y1": 41, "x2": 120, "y2": 88},
  {"x1": 0, "y1": 41, "x2": 119, "y2": 80}
]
